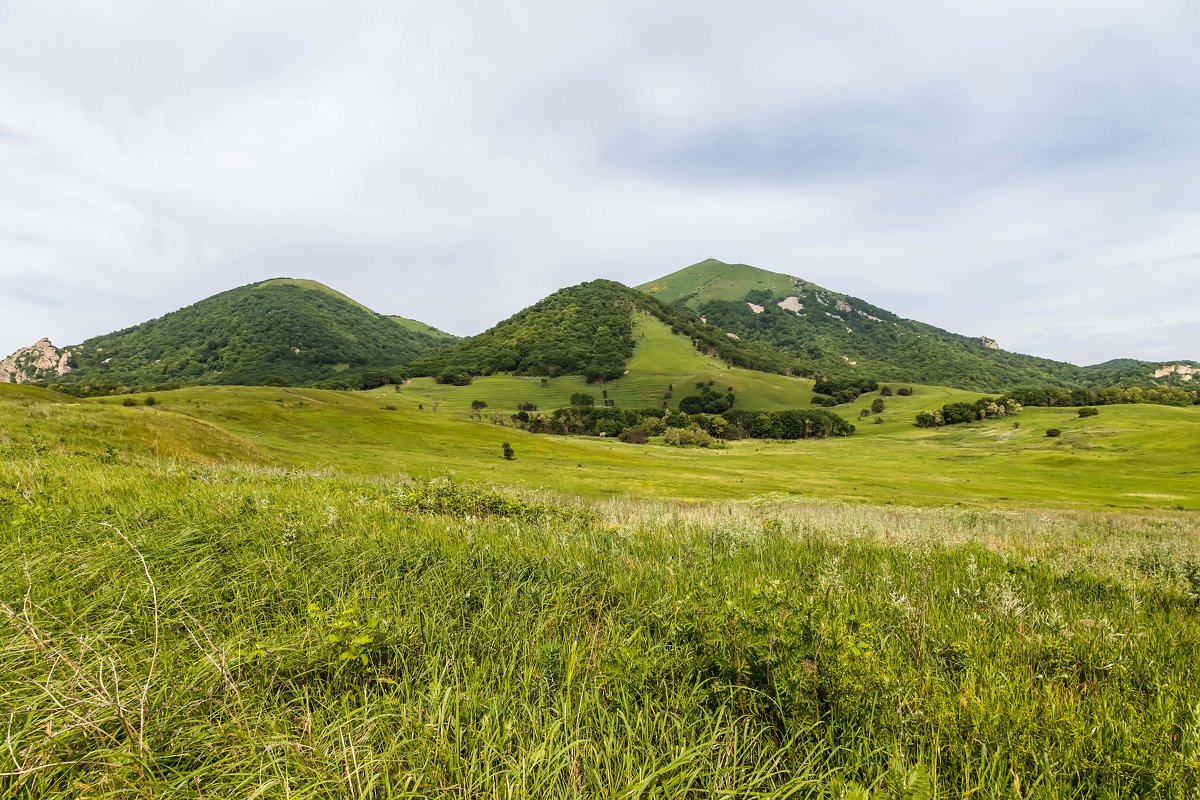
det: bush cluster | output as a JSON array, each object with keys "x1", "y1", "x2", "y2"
[
  {"x1": 514, "y1": 405, "x2": 854, "y2": 441},
  {"x1": 915, "y1": 397, "x2": 1024, "y2": 428}
]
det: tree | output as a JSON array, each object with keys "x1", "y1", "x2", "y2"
[
  {"x1": 471, "y1": 399, "x2": 488, "y2": 419},
  {"x1": 870, "y1": 398, "x2": 885, "y2": 414},
  {"x1": 1078, "y1": 407, "x2": 1099, "y2": 418},
  {"x1": 570, "y1": 392, "x2": 595, "y2": 407},
  {"x1": 501, "y1": 442, "x2": 515, "y2": 460}
]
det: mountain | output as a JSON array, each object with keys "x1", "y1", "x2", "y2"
[
  {"x1": 638, "y1": 259, "x2": 1194, "y2": 391},
  {"x1": 34, "y1": 278, "x2": 453, "y2": 390},
  {"x1": 411, "y1": 279, "x2": 788, "y2": 382}
]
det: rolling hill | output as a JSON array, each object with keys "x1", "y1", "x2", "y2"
[
  {"x1": 639, "y1": 259, "x2": 1195, "y2": 392},
  {"x1": 39, "y1": 279, "x2": 454, "y2": 391}
]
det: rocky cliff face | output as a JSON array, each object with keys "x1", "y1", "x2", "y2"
[
  {"x1": 0, "y1": 338, "x2": 74, "y2": 383},
  {"x1": 978, "y1": 336, "x2": 1001, "y2": 350},
  {"x1": 1153, "y1": 364, "x2": 1197, "y2": 382}
]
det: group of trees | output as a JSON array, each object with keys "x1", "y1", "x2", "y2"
[
  {"x1": 914, "y1": 397, "x2": 1024, "y2": 428},
  {"x1": 812, "y1": 377, "x2": 879, "y2": 405},
  {"x1": 1005, "y1": 385, "x2": 1198, "y2": 408},
  {"x1": 678, "y1": 383, "x2": 736, "y2": 414},
  {"x1": 512, "y1": 405, "x2": 854, "y2": 441}
]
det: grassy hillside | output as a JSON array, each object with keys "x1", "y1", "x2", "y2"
[
  {"x1": 388, "y1": 316, "x2": 458, "y2": 340},
  {"x1": 3, "y1": 414, "x2": 1199, "y2": 797},
  {"x1": 49, "y1": 279, "x2": 453, "y2": 391},
  {"x1": 639, "y1": 259, "x2": 1193, "y2": 392},
  {"x1": 412, "y1": 279, "x2": 791, "y2": 382},
  {"x1": 393, "y1": 312, "x2": 817, "y2": 415}
]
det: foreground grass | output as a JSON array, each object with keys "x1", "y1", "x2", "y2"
[{"x1": 2, "y1": 450, "x2": 1199, "y2": 798}]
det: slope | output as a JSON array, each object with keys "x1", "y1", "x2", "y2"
[
  {"x1": 388, "y1": 311, "x2": 823, "y2": 415},
  {"x1": 639, "y1": 259, "x2": 1196, "y2": 392},
  {"x1": 49, "y1": 279, "x2": 453, "y2": 390},
  {"x1": 410, "y1": 279, "x2": 790, "y2": 382}
]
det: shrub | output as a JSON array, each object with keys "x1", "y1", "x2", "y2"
[
  {"x1": 870, "y1": 398, "x2": 885, "y2": 414},
  {"x1": 143, "y1": 395, "x2": 157, "y2": 406},
  {"x1": 880, "y1": 386, "x2": 893, "y2": 396},
  {"x1": 501, "y1": 442, "x2": 515, "y2": 460},
  {"x1": 897, "y1": 387, "x2": 913, "y2": 396},
  {"x1": 618, "y1": 427, "x2": 648, "y2": 444},
  {"x1": 1046, "y1": 428, "x2": 1062, "y2": 437},
  {"x1": 436, "y1": 370, "x2": 472, "y2": 386},
  {"x1": 121, "y1": 397, "x2": 138, "y2": 407},
  {"x1": 1078, "y1": 407, "x2": 1099, "y2": 418},
  {"x1": 394, "y1": 479, "x2": 585, "y2": 524},
  {"x1": 663, "y1": 426, "x2": 719, "y2": 448}
]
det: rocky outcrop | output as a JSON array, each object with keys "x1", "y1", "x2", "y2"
[
  {"x1": 1154, "y1": 364, "x2": 1197, "y2": 382},
  {"x1": 978, "y1": 336, "x2": 1001, "y2": 350},
  {"x1": 776, "y1": 296, "x2": 804, "y2": 315},
  {"x1": 0, "y1": 338, "x2": 74, "y2": 383}
]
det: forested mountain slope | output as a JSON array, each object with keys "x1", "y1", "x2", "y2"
[
  {"x1": 640, "y1": 259, "x2": 1194, "y2": 391},
  {"x1": 49, "y1": 279, "x2": 452, "y2": 390}
]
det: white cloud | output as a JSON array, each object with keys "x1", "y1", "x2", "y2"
[{"x1": 0, "y1": 0, "x2": 1197, "y2": 365}]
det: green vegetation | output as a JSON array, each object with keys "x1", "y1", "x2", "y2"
[
  {"x1": 1007, "y1": 384, "x2": 1198, "y2": 408},
  {"x1": 915, "y1": 397, "x2": 1024, "y2": 428},
  {"x1": 2, "y1": 438, "x2": 1199, "y2": 796},
  {"x1": 412, "y1": 280, "x2": 789, "y2": 383},
  {"x1": 638, "y1": 259, "x2": 1197, "y2": 392},
  {"x1": 48, "y1": 279, "x2": 452, "y2": 391}
]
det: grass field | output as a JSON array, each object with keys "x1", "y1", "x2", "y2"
[
  {"x1": 1, "y1": 453, "x2": 1198, "y2": 798},
  {"x1": 1, "y1": 380, "x2": 1187, "y2": 510},
  {"x1": 2, "y1": 381, "x2": 1198, "y2": 798}
]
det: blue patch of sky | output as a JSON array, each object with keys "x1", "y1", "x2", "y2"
[
  {"x1": 1019, "y1": 115, "x2": 1171, "y2": 170},
  {"x1": 612, "y1": 116, "x2": 919, "y2": 183},
  {"x1": 606, "y1": 94, "x2": 967, "y2": 184}
]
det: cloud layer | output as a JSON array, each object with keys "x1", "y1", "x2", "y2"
[{"x1": 1, "y1": 0, "x2": 1197, "y2": 365}]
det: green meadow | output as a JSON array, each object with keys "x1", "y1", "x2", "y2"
[
  {"x1": 2, "y1": 376, "x2": 1199, "y2": 798},
  {"x1": 11, "y1": 380, "x2": 1187, "y2": 510}
]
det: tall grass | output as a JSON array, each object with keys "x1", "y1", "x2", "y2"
[{"x1": 2, "y1": 453, "x2": 1198, "y2": 798}]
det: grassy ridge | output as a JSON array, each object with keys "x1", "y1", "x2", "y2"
[{"x1": 1, "y1": 457, "x2": 1198, "y2": 797}]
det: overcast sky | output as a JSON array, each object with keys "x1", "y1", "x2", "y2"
[{"x1": 2, "y1": 1, "x2": 1198, "y2": 365}]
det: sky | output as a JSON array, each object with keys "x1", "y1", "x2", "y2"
[{"x1": 1, "y1": 0, "x2": 1198, "y2": 366}]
